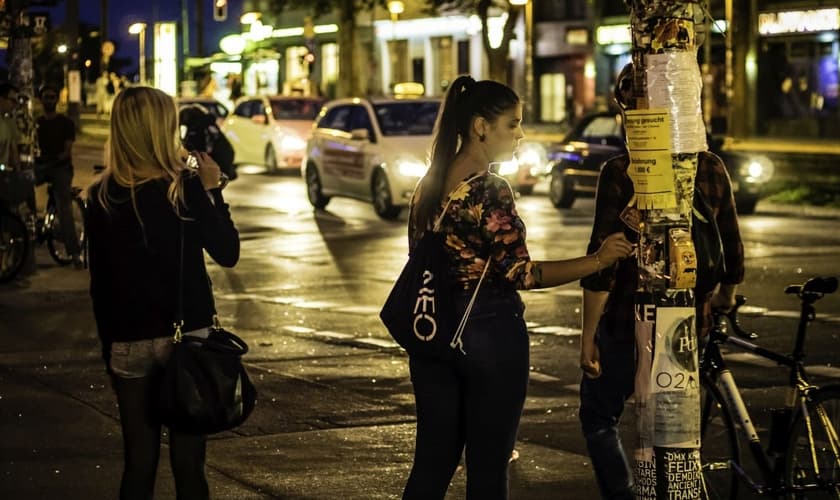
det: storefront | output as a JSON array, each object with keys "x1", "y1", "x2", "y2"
[
  {"x1": 754, "y1": 6, "x2": 839, "y2": 139},
  {"x1": 373, "y1": 14, "x2": 491, "y2": 97}
]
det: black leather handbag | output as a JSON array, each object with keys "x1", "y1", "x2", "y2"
[
  {"x1": 380, "y1": 175, "x2": 490, "y2": 360},
  {"x1": 157, "y1": 222, "x2": 256, "y2": 435}
]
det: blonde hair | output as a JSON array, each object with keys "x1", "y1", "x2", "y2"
[{"x1": 97, "y1": 86, "x2": 187, "y2": 220}]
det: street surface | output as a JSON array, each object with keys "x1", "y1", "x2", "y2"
[{"x1": 1, "y1": 140, "x2": 838, "y2": 499}]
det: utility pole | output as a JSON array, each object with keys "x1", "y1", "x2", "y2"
[
  {"x1": 625, "y1": 1, "x2": 707, "y2": 498},
  {"x1": 6, "y1": 0, "x2": 37, "y2": 275},
  {"x1": 196, "y1": 0, "x2": 204, "y2": 56},
  {"x1": 66, "y1": 0, "x2": 80, "y2": 130},
  {"x1": 181, "y1": 0, "x2": 190, "y2": 79}
]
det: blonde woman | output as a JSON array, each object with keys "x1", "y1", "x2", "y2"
[{"x1": 87, "y1": 86, "x2": 239, "y2": 500}]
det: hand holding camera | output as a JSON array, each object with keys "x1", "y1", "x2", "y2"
[{"x1": 186, "y1": 151, "x2": 229, "y2": 190}]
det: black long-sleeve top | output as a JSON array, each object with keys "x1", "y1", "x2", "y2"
[{"x1": 87, "y1": 173, "x2": 239, "y2": 364}]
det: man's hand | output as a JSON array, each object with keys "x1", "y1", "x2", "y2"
[
  {"x1": 580, "y1": 337, "x2": 602, "y2": 379},
  {"x1": 711, "y1": 283, "x2": 737, "y2": 313}
]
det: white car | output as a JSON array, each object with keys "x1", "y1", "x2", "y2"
[
  {"x1": 223, "y1": 96, "x2": 324, "y2": 174},
  {"x1": 302, "y1": 96, "x2": 441, "y2": 219}
]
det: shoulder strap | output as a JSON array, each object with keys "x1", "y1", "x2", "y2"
[
  {"x1": 433, "y1": 172, "x2": 485, "y2": 232},
  {"x1": 174, "y1": 220, "x2": 185, "y2": 342}
]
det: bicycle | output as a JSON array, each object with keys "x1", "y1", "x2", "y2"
[
  {"x1": 0, "y1": 174, "x2": 86, "y2": 283},
  {"x1": 699, "y1": 276, "x2": 840, "y2": 499},
  {"x1": 0, "y1": 169, "x2": 31, "y2": 283}
]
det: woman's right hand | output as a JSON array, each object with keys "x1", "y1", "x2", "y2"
[
  {"x1": 595, "y1": 232, "x2": 634, "y2": 268},
  {"x1": 191, "y1": 151, "x2": 223, "y2": 190}
]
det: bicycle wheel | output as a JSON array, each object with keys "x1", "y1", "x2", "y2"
[
  {"x1": 0, "y1": 210, "x2": 28, "y2": 283},
  {"x1": 46, "y1": 195, "x2": 85, "y2": 265},
  {"x1": 785, "y1": 385, "x2": 840, "y2": 499},
  {"x1": 699, "y1": 373, "x2": 741, "y2": 500}
]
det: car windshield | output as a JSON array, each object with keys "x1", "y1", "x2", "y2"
[
  {"x1": 373, "y1": 101, "x2": 440, "y2": 136},
  {"x1": 269, "y1": 99, "x2": 322, "y2": 120}
]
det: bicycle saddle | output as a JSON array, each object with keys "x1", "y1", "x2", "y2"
[{"x1": 784, "y1": 276, "x2": 838, "y2": 296}]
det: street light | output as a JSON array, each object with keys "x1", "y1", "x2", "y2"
[
  {"x1": 388, "y1": 1, "x2": 404, "y2": 39},
  {"x1": 509, "y1": 0, "x2": 533, "y2": 124},
  {"x1": 128, "y1": 22, "x2": 147, "y2": 85}
]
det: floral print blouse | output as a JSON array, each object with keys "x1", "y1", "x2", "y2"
[{"x1": 408, "y1": 172, "x2": 538, "y2": 291}]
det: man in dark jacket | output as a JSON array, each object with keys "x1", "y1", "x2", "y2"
[{"x1": 578, "y1": 63, "x2": 745, "y2": 499}]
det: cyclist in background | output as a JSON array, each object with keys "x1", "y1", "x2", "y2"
[{"x1": 34, "y1": 84, "x2": 82, "y2": 268}]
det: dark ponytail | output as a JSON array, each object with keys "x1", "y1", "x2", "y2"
[{"x1": 413, "y1": 75, "x2": 519, "y2": 235}]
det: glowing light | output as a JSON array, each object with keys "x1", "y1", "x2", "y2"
[
  {"x1": 128, "y1": 22, "x2": 146, "y2": 35},
  {"x1": 220, "y1": 34, "x2": 246, "y2": 55}
]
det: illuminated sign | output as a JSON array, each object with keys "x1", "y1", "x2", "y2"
[
  {"x1": 153, "y1": 22, "x2": 177, "y2": 96},
  {"x1": 758, "y1": 8, "x2": 840, "y2": 35},
  {"x1": 566, "y1": 28, "x2": 589, "y2": 45},
  {"x1": 596, "y1": 25, "x2": 631, "y2": 45}
]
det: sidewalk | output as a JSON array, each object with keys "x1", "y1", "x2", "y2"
[{"x1": 0, "y1": 248, "x2": 595, "y2": 500}]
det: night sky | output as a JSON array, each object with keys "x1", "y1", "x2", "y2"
[{"x1": 40, "y1": 0, "x2": 241, "y2": 69}]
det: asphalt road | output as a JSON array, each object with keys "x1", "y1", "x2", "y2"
[{"x1": 2, "y1": 142, "x2": 838, "y2": 499}]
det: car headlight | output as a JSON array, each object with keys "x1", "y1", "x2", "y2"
[
  {"x1": 280, "y1": 135, "x2": 307, "y2": 151},
  {"x1": 397, "y1": 159, "x2": 429, "y2": 178},
  {"x1": 496, "y1": 160, "x2": 519, "y2": 177},
  {"x1": 739, "y1": 155, "x2": 774, "y2": 184},
  {"x1": 516, "y1": 143, "x2": 547, "y2": 175}
]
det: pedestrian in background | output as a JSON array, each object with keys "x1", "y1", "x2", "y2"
[
  {"x1": 86, "y1": 86, "x2": 240, "y2": 500},
  {"x1": 34, "y1": 84, "x2": 82, "y2": 268},
  {"x1": 95, "y1": 71, "x2": 109, "y2": 116},
  {"x1": 0, "y1": 82, "x2": 20, "y2": 170},
  {"x1": 402, "y1": 75, "x2": 633, "y2": 499},
  {"x1": 578, "y1": 63, "x2": 745, "y2": 499}
]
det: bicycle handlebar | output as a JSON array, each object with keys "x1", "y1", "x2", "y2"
[
  {"x1": 712, "y1": 277, "x2": 838, "y2": 341},
  {"x1": 712, "y1": 294, "x2": 758, "y2": 340}
]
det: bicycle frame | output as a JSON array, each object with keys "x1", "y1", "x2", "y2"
[
  {"x1": 702, "y1": 325, "x2": 802, "y2": 495},
  {"x1": 701, "y1": 280, "x2": 840, "y2": 496}
]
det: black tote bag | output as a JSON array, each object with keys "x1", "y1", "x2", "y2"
[{"x1": 380, "y1": 174, "x2": 490, "y2": 360}]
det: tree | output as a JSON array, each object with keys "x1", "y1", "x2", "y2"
[
  {"x1": 264, "y1": 0, "x2": 387, "y2": 97},
  {"x1": 426, "y1": 0, "x2": 522, "y2": 83}
]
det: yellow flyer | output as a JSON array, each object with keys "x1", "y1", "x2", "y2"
[{"x1": 624, "y1": 109, "x2": 676, "y2": 209}]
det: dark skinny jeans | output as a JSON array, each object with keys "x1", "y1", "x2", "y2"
[
  {"x1": 112, "y1": 373, "x2": 209, "y2": 500},
  {"x1": 34, "y1": 160, "x2": 81, "y2": 256},
  {"x1": 579, "y1": 327, "x2": 636, "y2": 500},
  {"x1": 403, "y1": 291, "x2": 529, "y2": 500}
]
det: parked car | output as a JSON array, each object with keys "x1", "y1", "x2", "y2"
[
  {"x1": 544, "y1": 111, "x2": 774, "y2": 214},
  {"x1": 177, "y1": 97, "x2": 229, "y2": 128},
  {"x1": 302, "y1": 96, "x2": 441, "y2": 219},
  {"x1": 492, "y1": 141, "x2": 549, "y2": 195},
  {"x1": 223, "y1": 96, "x2": 325, "y2": 174}
]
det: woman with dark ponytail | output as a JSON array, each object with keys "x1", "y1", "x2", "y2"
[{"x1": 402, "y1": 76, "x2": 633, "y2": 499}]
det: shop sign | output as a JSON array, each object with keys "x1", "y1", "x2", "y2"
[
  {"x1": 758, "y1": 8, "x2": 840, "y2": 35},
  {"x1": 596, "y1": 24, "x2": 631, "y2": 45}
]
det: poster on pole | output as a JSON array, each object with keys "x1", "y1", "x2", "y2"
[
  {"x1": 624, "y1": 109, "x2": 676, "y2": 209},
  {"x1": 633, "y1": 294, "x2": 657, "y2": 500}
]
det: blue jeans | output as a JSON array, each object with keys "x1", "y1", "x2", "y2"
[
  {"x1": 579, "y1": 328, "x2": 636, "y2": 500},
  {"x1": 110, "y1": 334, "x2": 210, "y2": 500},
  {"x1": 403, "y1": 291, "x2": 528, "y2": 500}
]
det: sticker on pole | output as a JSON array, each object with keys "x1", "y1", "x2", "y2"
[{"x1": 624, "y1": 109, "x2": 677, "y2": 210}]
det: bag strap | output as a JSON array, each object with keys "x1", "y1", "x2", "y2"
[
  {"x1": 432, "y1": 172, "x2": 485, "y2": 232},
  {"x1": 174, "y1": 220, "x2": 185, "y2": 343},
  {"x1": 426, "y1": 171, "x2": 491, "y2": 354},
  {"x1": 449, "y1": 257, "x2": 491, "y2": 354}
]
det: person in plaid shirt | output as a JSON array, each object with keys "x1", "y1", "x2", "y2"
[{"x1": 577, "y1": 63, "x2": 745, "y2": 499}]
